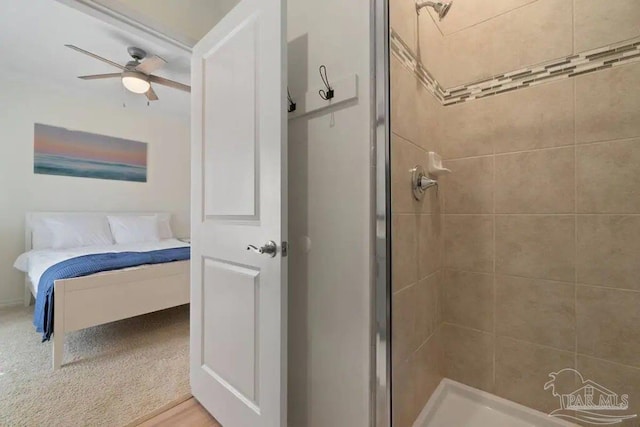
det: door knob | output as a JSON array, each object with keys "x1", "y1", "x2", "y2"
[{"x1": 247, "y1": 241, "x2": 278, "y2": 257}]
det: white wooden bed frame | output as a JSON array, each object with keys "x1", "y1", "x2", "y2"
[{"x1": 24, "y1": 212, "x2": 190, "y2": 370}]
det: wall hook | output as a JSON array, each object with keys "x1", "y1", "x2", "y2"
[
  {"x1": 318, "y1": 65, "x2": 334, "y2": 100},
  {"x1": 287, "y1": 87, "x2": 297, "y2": 113}
]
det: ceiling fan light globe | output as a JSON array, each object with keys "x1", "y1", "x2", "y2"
[{"x1": 121, "y1": 71, "x2": 150, "y2": 94}]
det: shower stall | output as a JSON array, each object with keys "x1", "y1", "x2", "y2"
[{"x1": 375, "y1": 0, "x2": 640, "y2": 425}]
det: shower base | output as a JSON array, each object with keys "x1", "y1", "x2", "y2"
[{"x1": 414, "y1": 379, "x2": 576, "y2": 427}]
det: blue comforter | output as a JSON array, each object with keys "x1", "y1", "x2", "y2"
[{"x1": 33, "y1": 247, "x2": 191, "y2": 341}]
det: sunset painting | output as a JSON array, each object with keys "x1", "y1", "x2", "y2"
[{"x1": 34, "y1": 124, "x2": 147, "y2": 182}]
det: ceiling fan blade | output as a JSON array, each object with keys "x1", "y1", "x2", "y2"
[
  {"x1": 149, "y1": 75, "x2": 191, "y2": 93},
  {"x1": 136, "y1": 55, "x2": 167, "y2": 74},
  {"x1": 145, "y1": 86, "x2": 159, "y2": 101},
  {"x1": 78, "y1": 73, "x2": 121, "y2": 80},
  {"x1": 65, "y1": 44, "x2": 125, "y2": 70}
]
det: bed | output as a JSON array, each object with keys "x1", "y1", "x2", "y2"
[{"x1": 17, "y1": 212, "x2": 190, "y2": 370}]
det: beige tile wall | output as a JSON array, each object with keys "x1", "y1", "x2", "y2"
[
  {"x1": 390, "y1": 54, "x2": 444, "y2": 427},
  {"x1": 419, "y1": 0, "x2": 575, "y2": 88},
  {"x1": 392, "y1": 1, "x2": 640, "y2": 425},
  {"x1": 408, "y1": 0, "x2": 639, "y2": 90},
  {"x1": 439, "y1": 34, "x2": 640, "y2": 427}
]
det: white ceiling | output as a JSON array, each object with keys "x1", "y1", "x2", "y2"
[
  {"x1": 93, "y1": 0, "x2": 240, "y2": 46},
  {"x1": 0, "y1": 0, "x2": 191, "y2": 117}
]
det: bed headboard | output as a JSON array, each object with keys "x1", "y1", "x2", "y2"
[{"x1": 25, "y1": 212, "x2": 172, "y2": 252}]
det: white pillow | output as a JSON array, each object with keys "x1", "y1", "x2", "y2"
[
  {"x1": 14, "y1": 251, "x2": 31, "y2": 272},
  {"x1": 43, "y1": 217, "x2": 114, "y2": 249},
  {"x1": 31, "y1": 221, "x2": 54, "y2": 250},
  {"x1": 157, "y1": 216, "x2": 174, "y2": 240},
  {"x1": 107, "y1": 215, "x2": 161, "y2": 244}
]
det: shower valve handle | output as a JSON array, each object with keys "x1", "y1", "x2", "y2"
[
  {"x1": 419, "y1": 176, "x2": 438, "y2": 191},
  {"x1": 411, "y1": 165, "x2": 438, "y2": 200}
]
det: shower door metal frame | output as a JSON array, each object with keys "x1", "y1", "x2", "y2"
[{"x1": 371, "y1": 0, "x2": 391, "y2": 425}]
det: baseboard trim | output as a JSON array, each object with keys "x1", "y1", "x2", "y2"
[
  {"x1": 124, "y1": 393, "x2": 192, "y2": 427},
  {"x1": 0, "y1": 299, "x2": 25, "y2": 308}
]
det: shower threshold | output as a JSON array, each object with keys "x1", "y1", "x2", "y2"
[{"x1": 414, "y1": 379, "x2": 577, "y2": 427}]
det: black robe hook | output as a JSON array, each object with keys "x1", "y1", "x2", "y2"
[
  {"x1": 318, "y1": 65, "x2": 334, "y2": 100},
  {"x1": 287, "y1": 87, "x2": 297, "y2": 113}
]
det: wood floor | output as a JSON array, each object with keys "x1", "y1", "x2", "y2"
[{"x1": 137, "y1": 397, "x2": 221, "y2": 427}]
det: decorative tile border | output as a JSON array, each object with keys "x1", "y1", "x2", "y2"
[
  {"x1": 390, "y1": 29, "x2": 446, "y2": 103},
  {"x1": 391, "y1": 29, "x2": 640, "y2": 106}
]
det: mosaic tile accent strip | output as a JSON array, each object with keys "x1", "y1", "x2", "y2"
[
  {"x1": 391, "y1": 29, "x2": 640, "y2": 106},
  {"x1": 390, "y1": 29, "x2": 446, "y2": 103}
]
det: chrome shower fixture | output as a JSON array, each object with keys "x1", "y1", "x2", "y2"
[
  {"x1": 411, "y1": 165, "x2": 438, "y2": 200},
  {"x1": 416, "y1": 1, "x2": 453, "y2": 20}
]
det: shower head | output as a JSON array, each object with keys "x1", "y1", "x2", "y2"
[{"x1": 416, "y1": 1, "x2": 453, "y2": 20}]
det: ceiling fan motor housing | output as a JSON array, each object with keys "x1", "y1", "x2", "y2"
[{"x1": 125, "y1": 60, "x2": 141, "y2": 70}]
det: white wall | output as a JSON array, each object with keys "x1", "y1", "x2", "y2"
[
  {"x1": 0, "y1": 73, "x2": 190, "y2": 306},
  {"x1": 287, "y1": 0, "x2": 372, "y2": 426}
]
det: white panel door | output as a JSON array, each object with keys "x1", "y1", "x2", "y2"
[{"x1": 190, "y1": 0, "x2": 287, "y2": 426}]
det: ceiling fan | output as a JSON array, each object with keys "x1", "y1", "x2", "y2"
[{"x1": 65, "y1": 45, "x2": 190, "y2": 101}]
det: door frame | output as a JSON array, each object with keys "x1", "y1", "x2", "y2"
[{"x1": 371, "y1": 0, "x2": 391, "y2": 426}]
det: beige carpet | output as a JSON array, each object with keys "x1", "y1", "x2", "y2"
[{"x1": 0, "y1": 304, "x2": 190, "y2": 427}]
